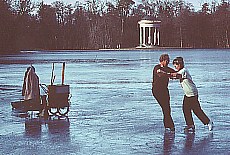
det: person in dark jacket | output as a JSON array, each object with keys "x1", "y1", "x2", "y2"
[{"x1": 152, "y1": 54, "x2": 175, "y2": 132}]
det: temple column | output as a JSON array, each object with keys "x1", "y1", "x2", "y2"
[
  {"x1": 139, "y1": 26, "x2": 142, "y2": 46},
  {"x1": 154, "y1": 27, "x2": 157, "y2": 45},
  {"x1": 148, "y1": 27, "x2": 151, "y2": 45},
  {"x1": 143, "y1": 27, "x2": 146, "y2": 45},
  {"x1": 157, "y1": 28, "x2": 160, "y2": 46}
]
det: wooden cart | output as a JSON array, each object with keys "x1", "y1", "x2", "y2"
[
  {"x1": 46, "y1": 84, "x2": 70, "y2": 116},
  {"x1": 40, "y1": 62, "x2": 71, "y2": 116}
]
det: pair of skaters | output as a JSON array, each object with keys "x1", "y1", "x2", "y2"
[{"x1": 152, "y1": 54, "x2": 213, "y2": 132}]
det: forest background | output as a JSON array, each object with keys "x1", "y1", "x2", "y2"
[{"x1": 0, "y1": 0, "x2": 230, "y2": 54}]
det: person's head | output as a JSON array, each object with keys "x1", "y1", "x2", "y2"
[
  {"x1": 31, "y1": 65, "x2": 35, "y2": 72},
  {"x1": 159, "y1": 54, "x2": 170, "y2": 67},
  {"x1": 26, "y1": 66, "x2": 35, "y2": 74},
  {"x1": 173, "y1": 57, "x2": 184, "y2": 70}
]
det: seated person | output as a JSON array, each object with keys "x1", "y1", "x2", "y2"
[{"x1": 22, "y1": 66, "x2": 40, "y2": 105}]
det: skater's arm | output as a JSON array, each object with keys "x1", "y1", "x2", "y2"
[
  {"x1": 156, "y1": 69, "x2": 172, "y2": 78},
  {"x1": 170, "y1": 72, "x2": 182, "y2": 79}
]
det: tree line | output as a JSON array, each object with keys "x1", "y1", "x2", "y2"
[{"x1": 0, "y1": 0, "x2": 230, "y2": 53}]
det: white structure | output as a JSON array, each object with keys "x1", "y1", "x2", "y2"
[{"x1": 138, "y1": 19, "x2": 161, "y2": 48}]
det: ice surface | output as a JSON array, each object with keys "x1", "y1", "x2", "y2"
[{"x1": 0, "y1": 49, "x2": 229, "y2": 154}]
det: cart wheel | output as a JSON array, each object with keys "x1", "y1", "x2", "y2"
[
  {"x1": 48, "y1": 108, "x2": 59, "y2": 115},
  {"x1": 58, "y1": 106, "x2": 69, "y2": 116}
]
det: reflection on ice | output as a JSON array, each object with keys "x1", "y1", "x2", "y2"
[
  {"x1": 47, "y1": 117, "x2": 71, "y2": 143},
  {"x1": 183, "y1": 132, "x2": 195, "y2": 152},
  {"x1": 48, "y1": 117, "x2": 70, "y2": 134},
  {"x1": 163, "y1": 132, "x2": 175, "y2": 154},
  {"x1": 182, "y1": 132, "x2": 213, "y2": 154},
  {"x1": 24, "y1": 116, "x2": 70, "y2": 141},
  {"x1": 24, "y1": 118, "x2": 42, "y2": 138}
]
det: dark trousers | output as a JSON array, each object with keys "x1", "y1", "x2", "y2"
[
  {"x1": 152, "y1": 89, "x2": 174, "y2": 128},
  {"x1": 183, "y1": 95, "x2": 210, "y2": 126}
]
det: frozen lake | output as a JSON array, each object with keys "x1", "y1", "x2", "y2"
[{"x1": 0, "y1": 49, "x2": 230, "y2": 154}]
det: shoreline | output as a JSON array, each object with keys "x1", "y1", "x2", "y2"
[
  {"x1": 1, "y1": 47, "x2": 229, "y2": 55},
  {"x1": 23, "y1": 47, "x2": 230, "y2": 51}
]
